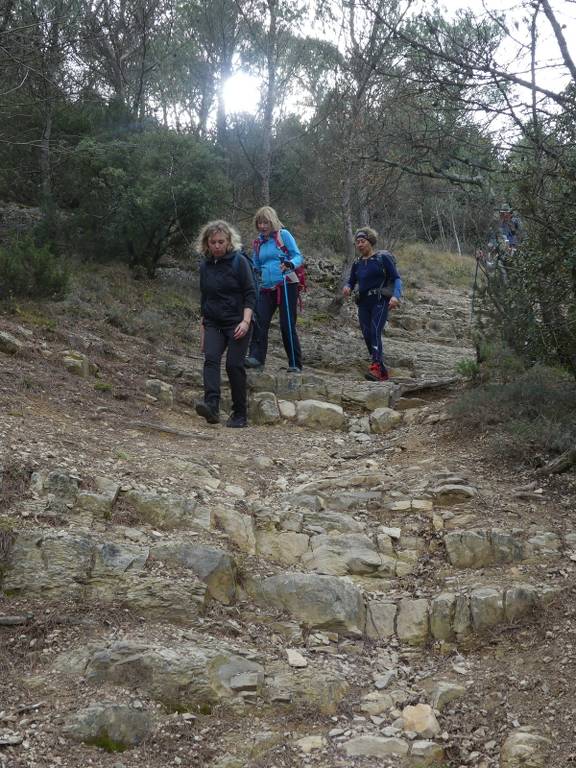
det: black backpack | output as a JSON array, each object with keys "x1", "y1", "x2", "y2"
[{"x1": 375, "y1": 250, "x2": 397, "y2": 298}]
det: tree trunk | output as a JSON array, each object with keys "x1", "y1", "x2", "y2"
[
  {"x1": 39, "y1": 107, "x2": 53, "y2": 207},
  {"x1": 261, "y1": 0, "x2": 278, "y2": 205}
]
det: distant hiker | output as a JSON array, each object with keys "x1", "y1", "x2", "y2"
[
  {"x1": 342, "y1": 227, "x2": 402, "y2": 382},
  {"x1": 196, "y1": 220, "x2": 256, "y2": 428},
  {"x1": 244, "y1": 206, "x2": 304, "y2": 373}
]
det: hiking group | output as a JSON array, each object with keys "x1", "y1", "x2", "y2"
[{"x1": 195, "y1": 208, "x2": 402, "y2": 427}]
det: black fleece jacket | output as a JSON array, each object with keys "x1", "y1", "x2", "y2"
[{"x1": 200, "y1": 250, "x2": 256, "y2": 328}]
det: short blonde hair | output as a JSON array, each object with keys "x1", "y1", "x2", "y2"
[
  {"x1": 354, "y1": 226, "x2": 378, "y2": 246},
  {"x1": 195, "y1": 220, "x2": 242, "y2": 256},
  {"x1": 253, "y1": 206, "x2": 283, "y2": 232}
]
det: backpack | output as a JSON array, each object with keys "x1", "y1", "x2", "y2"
[
  {"x1": 200, "y1": 250, "x2": 257, "y2": 289},
  {"x1": 352, "y1": 250, "x2": 397, "y2": 304},
  {"x1": 253, "y1": 230, "x2": 307, "y2": 309},
  {"x1": 375, "y1": 250, "x2": 397, "y2": 299}
]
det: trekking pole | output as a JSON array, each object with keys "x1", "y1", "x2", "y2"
[{"x1": 282, "y1": 271, "x2": 297, "y2": 370}]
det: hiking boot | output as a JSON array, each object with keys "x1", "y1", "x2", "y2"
[
  {"x1": 287, "y1": 366, "x2": 302, "y2": 373},
  {"x1": 226, "y1": 414, "x2": 247, "y2": 428},
  {"x1": 364, "y1": 363, "x2": 389, "y2": 382},
  {"x1": 195, "y1": 401, "x2": 220, "y2": 424},
  {"x1": 245, "y1": 356, "x2": 263, "y2": 369}
]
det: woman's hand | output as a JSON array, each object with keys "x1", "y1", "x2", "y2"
[
  {"x1": 200, "y1": 323, "x2": 205, "y2": 352},
  {"x1": 389, "y1": 296, "x2": 400, "y2": 310},
  {"x1": 280, "y1": 260, "x2": 294, "y2": 273},
  {"x1": 342, "y1": 286, "x2": 351, "y2": 298},
  {"x1": 234, "y1": 319, "x2": 250, "y2": 340}
]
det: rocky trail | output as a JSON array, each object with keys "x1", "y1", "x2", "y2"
[{"x1": 1, "y1": 269, "x2": 575, "y2": 768}]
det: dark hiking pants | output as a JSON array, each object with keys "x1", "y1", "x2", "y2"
[
  {"x1": 203, "y1": 324, "x2": 250, "y2": 417},
  {"x1": 249, "y1": 281, "x2": 302, "y2": 368}
]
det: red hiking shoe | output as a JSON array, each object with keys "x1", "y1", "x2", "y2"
[{"x1": 365, "y1": 362, "x2": 389, "y2": 382}]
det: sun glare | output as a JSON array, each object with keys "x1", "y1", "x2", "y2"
[{"x1": 223, "y1": 72, "x2": 260, "y2": 115}]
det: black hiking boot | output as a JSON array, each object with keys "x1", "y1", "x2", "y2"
[
  {"x1": 245, "y1": 356, "x2": 263, "y2": 369},
  {"x1": 195, "y1": 401, "x2": 220, "y2": 424},
  {"x1": 226, "y1": 414, "x2": 248, "y2": 428}
]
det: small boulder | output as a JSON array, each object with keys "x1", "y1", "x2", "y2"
[
  {"x1": 63, "y1": 702, "x2": 154, "y2": 750},
  {"x1": 369, "y1": 407, "x2": 402, "y2": 434},
  {"x1": 296, "y1": 400, "x2": 345, "y2": 430},
  {"x1": 0, "y1": 331, "x2": 23, "y2": 355},
  {"x1": 145, "y1": 379, "x2": 173, "y2": 405}
]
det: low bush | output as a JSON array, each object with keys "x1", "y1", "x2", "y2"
[
  {"x1": 0, "y1": 235, "x2": 69, "y2": 299},
  {"x1": 450, "y1": 365, "x2": 576, "y2": 457}
]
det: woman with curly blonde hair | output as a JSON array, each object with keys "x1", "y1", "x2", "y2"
[{"x1": 195, "y1": 220, "x2": 256, "y2": 427}]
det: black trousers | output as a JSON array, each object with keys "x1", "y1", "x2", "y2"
[
  {"x1": 203, "y1": 324, "x2": 250, "y2": 417},
  {"x1": 249, "y1": 281, "x2": 302, "y2": 368}
]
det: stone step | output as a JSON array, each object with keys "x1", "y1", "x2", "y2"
[{"x1": 50, "y1": 637, "x2": 349, "y2": 715}]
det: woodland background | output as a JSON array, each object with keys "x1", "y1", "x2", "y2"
[{"x1": 0, "y1": 0, "x2": 575, "y2": 376}]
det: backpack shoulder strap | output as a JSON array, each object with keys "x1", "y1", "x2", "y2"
[{"x1": 275, "y1": 230, "x2": 289, "y2": 254}]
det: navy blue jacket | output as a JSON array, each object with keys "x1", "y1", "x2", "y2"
[{"x1": 346, "y1": 251, "x2": 402, "y2": 299}]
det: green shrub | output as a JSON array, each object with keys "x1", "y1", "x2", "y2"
[
  {"x1": 456, "y1": 358, "x2": 480, "y2": 380},
  {"x1": 0, "y1": 236, "x2": 69, "y2": 299},
  {"x1": 450, "y1": 365, "x2": 576, "y2": 456},
  {"x1": 64, "y1": 130, "x2": 228, "y2": 275}
]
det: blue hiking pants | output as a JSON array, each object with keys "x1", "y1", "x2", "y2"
[{"x1": 358, "y1": 294, "x2": 389, "y2": 366}]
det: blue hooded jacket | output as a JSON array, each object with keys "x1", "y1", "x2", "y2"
[{"x1": 253, "y1": 229, "x2": 303, "y2": 289}]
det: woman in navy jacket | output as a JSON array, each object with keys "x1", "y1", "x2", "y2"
[
  {"x1": 343, "y1": 227, "x2": 402, "y2": 382},
  {"x1": 244, "y1": 206, "x2": 304, "y2": 372},
  {"x1": 196, "y1": 220, "x2": 256, "y2": 427}
]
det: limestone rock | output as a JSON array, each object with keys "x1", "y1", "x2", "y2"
[
  {"x1": 256, "y1": 529, "x2": 310, "y2": 565},
  {"x1": 250, "y1": 392, "x2": 281, "y2": 425},
  {"x1": 369, "y1": 407, "x2": 403, "y2": 435},
  {"x1": 296, "y1": 734, "x2": 325, "y2": 753},
  {"x1": 301, "y1": 533, "x2": 386, "y2": 576},
  {"x1": 212, "y1": 506, "x2": 257, "y2": 554},
  {"x1": 430, "y1": 680, "x2": 466, "y2": 711},
  {"x1": 302, "y1": 510, "x2": 363, "y2": 535},
  {"x1": 2, "y1": 531, "x2": 93, "y2": 596},
  {"x1": 150, "y1": 542, "x2": 237, "y2": 604},
  {"x1": 504, "y1": 584, "x2": 540, "y2": 621},
  {"x1": 432, "y1": 484, "x2": 477, "y2": 506},
  {"x1": 123, "y1": 489, "x2": 209, "y2": 530},
  {"x1": 342, "y1": 382, "x2": 394, "y2": 411},
  {"x1": 366, "y1": 602, "x2": 397, "y2": 640},
  {"x1": 444, "y1": 530, "x2": 492, "y2": 568},
  {"x1": 343, "y1": 735, "x2": 409, "y2": 757},
  {"x1": 81, "y1": 640, "x2": 264, "y2": 712},
  {"x1": 402, "y1": 703, "x2": 441, "y2": 738},
  {"x1": 286, "y1": 648, "x2": 307, "y2": 668},
  {"x1": 295, "y1": 400, "x2": 345, "y2": 430},
  {"x1": 31, "y1": 469, "x2": 80, "y2": 500},
  {"x1": 430, "y1": 592, "x2": 455, "y2": 641},
  {"x1": 254, "y1": 573, "x2": 366, "y2": 636},
  {"x1": 361, "y1": 691, "x2": 394, "y2": 715},
  {"x1": 410, "y1": 739, "x2": 445, "y2": 765},
  {"x1": 470, "y1": 587, "x2": 504, "y2": 631},
  {"x1": 396, "y1": 598, "x2": 429, "y2": 645},
  {"x1": 145, "y1": 378, "x2": 173, "y2": 405},
  {"x1": 265, "y1": 663, "x2": 349, "y2": 714},
  {"x1": 62, "y1": 350, "x2": 91, "y2": 377},
  {"x1": 75, "y1": 491, "x2": 115, "y2": 520},
  {"x1": 63, "y1": 703, "x2": 154, "y2": 750},
  {"x1": 278, "y1": 400, "x2": 297, "y2": 419},
  {"x1": 500, "y1": 728, "x2": 551, "y2": 767},
  {"x1": 0, "y1": 330, "x2": 23, "y2": 355}
]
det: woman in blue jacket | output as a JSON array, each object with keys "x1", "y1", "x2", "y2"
[
  {"x1": 245, "y1": 206, "x2": 304, "y2": 372},
  {"x1": 343, "y1": 227, "x2": 402, "y2": 382}
]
